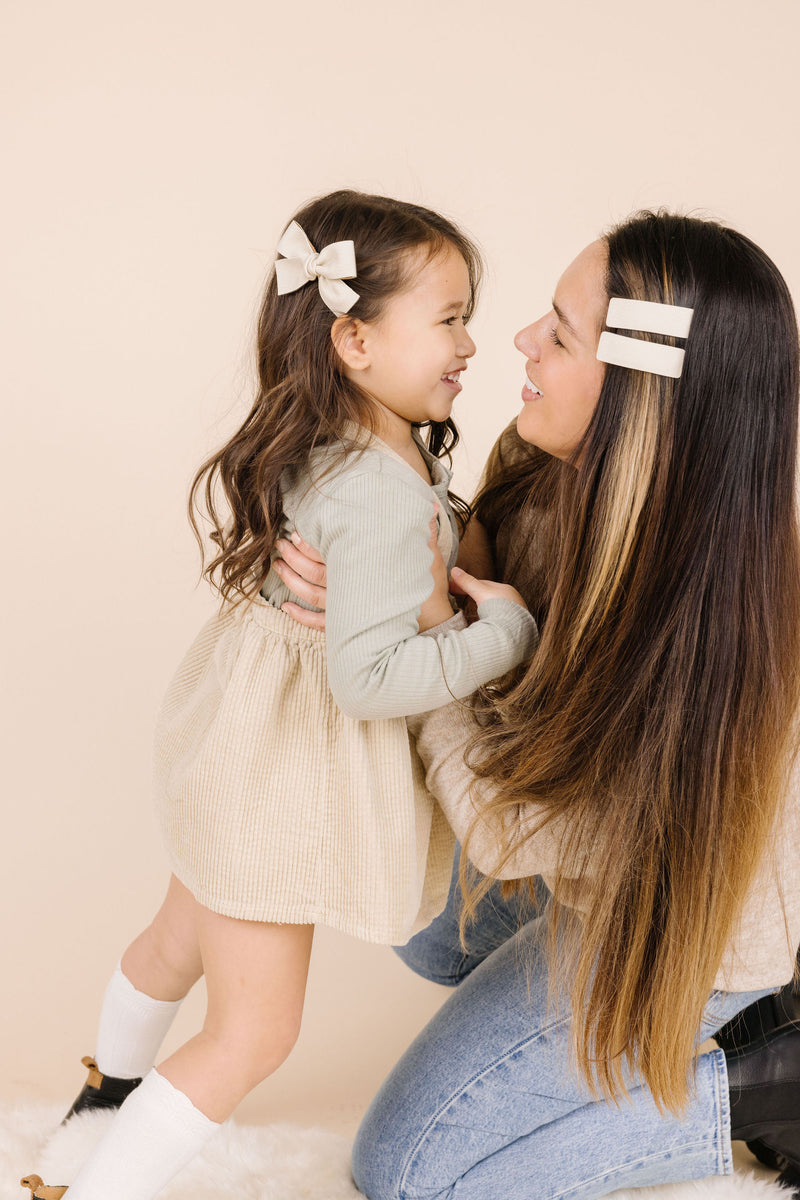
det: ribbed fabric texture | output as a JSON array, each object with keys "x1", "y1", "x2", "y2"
[
  {"x1": 153, "y1": 435, "x2": 537, "y2": 944},
  {"x1": 95, "y1": 964, "x2": 182, "y2": 1080},
  {"x1": 155, "y1": 601, "x2": 455, "y2": 942},
  {"x1": 66, "y1": 1069, "x2": 219, "y2": 1200},
  {"x1": 268, "y1": 434, "x2": 539, "y2": 719}
]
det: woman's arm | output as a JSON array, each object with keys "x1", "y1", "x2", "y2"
[{"x1": 405, "y1": 700, "x2": 565, "y2": 881}]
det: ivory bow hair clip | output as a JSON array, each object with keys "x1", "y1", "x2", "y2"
[
  {"x1": 597, "y1": 298, "x2": 694, "y2": 378},
  {"x1": 274, "y1": 221, "x2": 360, "y2": 316}
]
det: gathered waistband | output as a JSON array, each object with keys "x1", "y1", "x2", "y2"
[{"x1": 233, "y1": 593, "x2": 327, "y2": 646}]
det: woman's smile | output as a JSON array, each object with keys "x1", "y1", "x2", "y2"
[{"x1": 522, "y1": 370, "x2": 542, "y2": 401}]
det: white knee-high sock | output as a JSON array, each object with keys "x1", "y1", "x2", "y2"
[
  {"x1": 66, "y1": 1069, "x2": 219, "y2": 1200},
  {"x1": 94, "y1": 964, "x2": 183, "y2": 1079}
]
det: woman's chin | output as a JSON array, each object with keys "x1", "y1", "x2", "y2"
[
  {"x1": 516, "y1": 408, "x2": 572, "y2": 461},
  {"x1": 515, "y1": 406, "x2": 540, "y2": 447}
]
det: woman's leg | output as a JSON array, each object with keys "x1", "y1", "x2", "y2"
[
  {"x1": 394, "y1": 846, "x2": 548, "y2": 986},
  {"x1": 355, "y1": 910, "x2": 769, "y2": 1200},
  {"x1": 64, "y1": 901, "x2": 314, "y2": 1200}
]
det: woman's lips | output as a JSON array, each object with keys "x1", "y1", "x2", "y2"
[{"x1": 522, "y1": 373, "x2": 542, "y2": 402}]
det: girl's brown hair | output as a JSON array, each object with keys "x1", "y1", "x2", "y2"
[
  {"x1": 469, "y1": 211, "x2": 800, "y2": 1113},
  {"x1": 189, "y1": 190, "x2": 482, "y2": 601}
]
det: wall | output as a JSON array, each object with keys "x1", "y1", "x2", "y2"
[{"x1": 3, "y1": 0, "x2": 798, "y2": 1134}]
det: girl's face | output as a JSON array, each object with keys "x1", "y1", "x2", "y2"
[
  {"x1": 515, "y1": 240, "x2": 608, "y2": 460},
  {"x1": 346, "y1": 243, "x2": 476, "y2": 431}
]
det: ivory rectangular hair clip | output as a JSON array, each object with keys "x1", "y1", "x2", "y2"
[{"x1": 596, "y1": 297, "x2": 694, "y2": 379}]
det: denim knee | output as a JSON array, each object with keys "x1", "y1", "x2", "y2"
[{"x1": 392, "y1": 936, "x2": 467, "y2": 987}]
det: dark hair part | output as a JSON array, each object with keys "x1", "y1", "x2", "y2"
[
  {"x1": 189, "y1": 190, "x2": 483, "y2": 600},
  {"x1": 469, "y1": 211, "x2": 800, "y2": 1112}
]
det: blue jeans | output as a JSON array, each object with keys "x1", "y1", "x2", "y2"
[{"x1": 352, "y1": 856, "x2": 773, "y2": 1199}]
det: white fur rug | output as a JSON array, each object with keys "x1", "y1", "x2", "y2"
[{"x1": 0, "y1": 1102, "x2": 787, "y2": 1199}]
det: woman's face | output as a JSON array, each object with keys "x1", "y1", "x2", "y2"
[{"x1": 515, "y1": 239, "x2": 608, "y2": 460}]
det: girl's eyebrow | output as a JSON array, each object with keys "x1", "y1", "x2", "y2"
[
  {"x1": 438, "y1": 300, "x2": 467, "y2": 315},
  {"x1": 552, "y1": 299, "x2": 580, "y2": 341}
]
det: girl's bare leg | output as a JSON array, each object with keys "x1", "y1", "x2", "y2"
[
  {"x1": 76, "y1": 876, "x2": 203, "y2": 1090},
  {"x1": 66, "y1": 902, "x2": 314, "y2": 1199},
  {"x1": 121, "y1": 874, "x2": 204, "y2": 1001},
  {"x1": 158, "y1": 904, "x2": 314, "y2": 1119}
]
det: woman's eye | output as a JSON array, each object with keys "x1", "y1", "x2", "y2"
[{"x1": 549, "y1": 327, "x2": 564, "y2": 348}]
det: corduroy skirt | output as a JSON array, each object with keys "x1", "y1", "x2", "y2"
[{"x1": 153, "y1": 596, "x2": 454, "y2": 944}]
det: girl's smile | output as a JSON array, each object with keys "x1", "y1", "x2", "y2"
[
  {"x1": 441, "y1": 369, "x2": 465, "y2": 394},
  {"x1": 333, "y1": 242, "x2": 476, "y2": 443}
]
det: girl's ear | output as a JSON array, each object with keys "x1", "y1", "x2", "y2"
[{"x1": 331, "y1": 317, "x2": 371, "y2": 373}]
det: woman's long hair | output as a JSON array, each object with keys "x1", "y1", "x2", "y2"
[
  {"x1": 469, "y1": 212, "x2": 800, "y2": 1112},
  {"x1": 190, "y1": 190, "x2": 482, "y2": 601}
]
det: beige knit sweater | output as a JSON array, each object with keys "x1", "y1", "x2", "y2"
[{"x1": 409, "y1": 616, "x2": 800, "y2": 994}]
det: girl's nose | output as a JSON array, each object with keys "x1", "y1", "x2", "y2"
[{"x1": 461, "y1": 328, "x2": 477, "y2": 359}]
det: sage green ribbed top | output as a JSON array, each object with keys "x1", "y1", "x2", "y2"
[{"x1": 261, "y1": 430, "x2": 538, "y2": 719}]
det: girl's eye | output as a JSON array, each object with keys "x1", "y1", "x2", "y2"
[
  {"x1": 549, "y1": 327, "x2": 564, "y2": 348},
  {"x1": 444, "y1": 316, "x2": 459, "y2": 326}
]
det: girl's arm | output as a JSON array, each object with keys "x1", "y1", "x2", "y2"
[
  {"x1": 273, "y1": 527, "x2": 569, "y2": 880},
  {"x1": 305, "y1": 467, "x2": 538, "y2": 721}
]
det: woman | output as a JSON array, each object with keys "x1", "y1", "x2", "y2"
[{"x1": 279, "y1": 210, "x2": 800, "y2": 1197}]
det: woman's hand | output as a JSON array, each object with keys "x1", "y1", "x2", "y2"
[{"x1": 273, "y1": 533, "x2": 327, "y2": 631}]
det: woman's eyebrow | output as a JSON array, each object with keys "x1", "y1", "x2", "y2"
[{"x1": 552, "y1": 300, "x2": 580, "y2": 341}]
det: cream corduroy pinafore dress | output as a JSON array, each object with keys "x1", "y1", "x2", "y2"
[{"x1": 152, "y1": 435, "x2": 458, "y2": 945}]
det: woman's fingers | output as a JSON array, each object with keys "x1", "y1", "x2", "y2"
[
  {"x1": 280, "y1": 601, "x2": 326, "y2": 631},
  {"x1": 277, "y1": 536, "x2": 327, "y2": 585},
  {"x1": 273, "y1": 537, "x2": 328, "y2": 611}
]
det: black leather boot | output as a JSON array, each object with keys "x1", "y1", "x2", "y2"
[
  {"x1": 723, "y1": 1019, "x2": 800, "y2": 1196},
  {"x1": 62, "y1": 1055, "x2": 142, "y2": 1121},
  {"x1": 716, "y1": 955, "x2": 800, "y2": 1187}
]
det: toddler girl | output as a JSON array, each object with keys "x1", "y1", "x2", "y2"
[{"x1": 22, "y1": 190, "x2": 536, "y2": 1200}]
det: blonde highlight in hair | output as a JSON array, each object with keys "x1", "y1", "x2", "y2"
[
  {"x1": 467, "y1": 211, "x2": 800, "y2": 1113},
  {"x1": 570, "y1": 369, "x2": 664, "y2": 658}
]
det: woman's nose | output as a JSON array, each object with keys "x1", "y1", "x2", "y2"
[{"x1": 514, "y1": 321, "x2": 540, "y2": 360}]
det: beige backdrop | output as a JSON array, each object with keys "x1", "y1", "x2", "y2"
[{"x1": 3, "y1": 0, "x2": 799, "y2": 1136}]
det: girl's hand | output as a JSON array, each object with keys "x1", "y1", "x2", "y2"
[
  {"x1": 418, "y1": 514, "x2": 456, "y2": 632},
  {"x1": 449, "y1": 566, "x2": 528, "y2": 611},
  {"x1": 274, "y1": 533, "x2": 328, "y2": 630}
]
